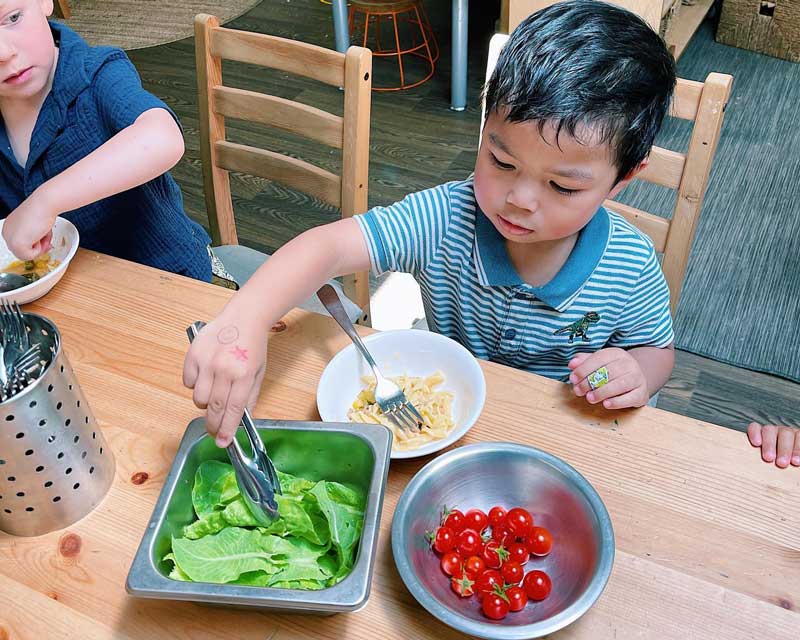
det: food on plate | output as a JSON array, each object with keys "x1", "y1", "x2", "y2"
[
  {"x1": 163, "y1": 460, "x2": 365, "y2": 590},
  {"x1": 426, "y1": 504, "x2": 554, "y2": 620},
  {"x1": 348, "y1": 372, "x2": 454, "y2": 449},
  {"x1": 2, "y1": 253, "x2": 60, "y2": 283}
]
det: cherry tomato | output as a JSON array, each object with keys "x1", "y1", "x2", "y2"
[
  {"x1": 526, "y1": 526, "x2": 553, "y2": 557},
  {"x1": 505, "y1": 585, "x2": 528, "y2": 612},
  {"x1": 473, "y1": 569, "x2": 503, "y2": 600},
  {"x1": 522, "y1": 570, "x2": 552, "y2": 601},
  {"x1": 457, "y1": 528, "x2": 482, "y2": 556},
  {"x1": 501, "y1": 560, "x2": 524, "y2": 585},
  {"x1": 482, "y1": 592, "x2": 510, "y2": 620},
  {"x1": 451, "y1": 573, "x2": 475, "y2": 597},
  {"x1": 440, "y1": 551, "x2": 463, "y2": 577},
  {"x1": 442, "y1": 508, "x2": 466, "y2": 533},
  {"x1": 464, "y1": 508, "x2": 489, "y2": 533},
  {"x1": 464, "y1": 555, "x2": 486, "y2": 576},
  {"x1": 507, "y1": 541, "x2": 530, "y2": 565},
  {"x1": 491, "y1": 521, "x2": 513, "y2": 544},
  {"x1": 488, "y1": 505, "x2": 507, "y2": 528},
  {"x1": 481, "y1": 540, "x2": 508, "y2": 569},
  {"x1": 505, "y1": 507, "x2": 534, "y2": 537},
  {"x1": 432, "y1": 526, "x2": 456, "y2": 554}
]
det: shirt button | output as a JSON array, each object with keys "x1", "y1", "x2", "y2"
[{"x1": 504, "y1": 328, "x2": 516, "y2": 340}]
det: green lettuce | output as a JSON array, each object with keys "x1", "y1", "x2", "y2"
[{"x1": 164, "y1": 461, "x2": 366, "y2": 590}]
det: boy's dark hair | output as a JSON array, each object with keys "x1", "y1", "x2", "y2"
[{"x1": 483, "y1": 0, "x2": 677, "y2": 182}]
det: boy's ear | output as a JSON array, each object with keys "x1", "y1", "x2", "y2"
[
  {"x1": 608, "y1": 158, "x2": 649, "y2": 199},
  {"x1": 41, "y1": 1, "x2": 55, "y2": 17}
]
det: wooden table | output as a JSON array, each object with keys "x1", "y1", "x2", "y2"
[{"x1": 1, "y1": 250, "x2": 797, "y2": 639}]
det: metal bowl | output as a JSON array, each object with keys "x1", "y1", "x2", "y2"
[
  {"x1": 127, "y1": 417, "x2": 392, "y2": 614},
  {"x1": 392, "y1": 442, "x2": 614, "y2": 639}
]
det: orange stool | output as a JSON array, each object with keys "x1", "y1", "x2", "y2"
[{"x1": 348, "y1": 0, "x2": 438, "y2": 91}]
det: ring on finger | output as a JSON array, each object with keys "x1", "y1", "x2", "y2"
[{"x1": 587, "y1": 366, "x2": 610, "y2": 391}]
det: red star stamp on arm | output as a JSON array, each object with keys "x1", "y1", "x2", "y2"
[{"x1": 230, "y1": 346, "x2": 249, "y2": 362}]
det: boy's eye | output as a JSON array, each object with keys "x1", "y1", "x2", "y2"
[
  {"x1": 489, "y1": 153, "x2": 515, "y2": 171},
  {"x1": 5, "y1": 10, "x2": 22, "y2": 24},
  {"x1": 550, "y1": 181, "x2": 578, "y2": 196}
]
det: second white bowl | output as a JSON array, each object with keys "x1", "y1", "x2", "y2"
[{"x1": 317, "y1": 329, "x2": 486, "y2": 459}]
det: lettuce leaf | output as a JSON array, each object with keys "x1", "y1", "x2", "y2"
[{"x1": 164, "y1": 461, "x2": 365, "y2": 590}]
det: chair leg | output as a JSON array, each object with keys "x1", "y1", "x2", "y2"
[
  {"x1": 391, "y1": 14, "x2": 407, "y2": 89},
  {"x1": 417, "y1": 2, "x2": 439, "y2": 63},
  {"x1": 362, "y1": 11, "x2": 371, "y2": 49}
]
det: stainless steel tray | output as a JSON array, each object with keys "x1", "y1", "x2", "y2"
[{"x1": 126, "y1": 417, "x2": 392, "y2": 614}]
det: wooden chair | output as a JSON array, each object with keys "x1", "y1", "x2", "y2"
[
  {"x1": 54, "y1": 0, "x2": 71, "y2": 19},
  {"x1": 195, "y1": 15, "x2": 373, "y2": 323},
  {"x1": 484, "y1": 34, "x2": 733, "y2": 316}
]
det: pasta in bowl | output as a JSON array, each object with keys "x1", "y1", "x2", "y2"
[
  {"x1": 317, "y1": 329, "x2": 486, "y2": 459},
  {"x1": 349, "y1": 372, "x2": 455, "y2": 452}
]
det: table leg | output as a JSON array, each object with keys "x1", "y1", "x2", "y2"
[
  {"x1": 332, "y1": 0, "x2": 350, "y2": 54},
  {"x1": 450, "y1": 0, "x2": 468, "y2": 111}
]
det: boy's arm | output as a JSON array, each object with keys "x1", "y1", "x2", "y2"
[
  {"x1": 628, "y1": 342, "x2": 675, "y2": 397},
  {"x1": 183, "y1": 217, "x2": 370, "y2": 447},
  {"x1": 2, "y1": 107, "x2": 183, "y2": 260}
]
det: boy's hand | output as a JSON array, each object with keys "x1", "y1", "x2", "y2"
[
  {"x1": 182, "y1": 315, "x2": 269, "y2": 448},
  {"x1": 747, "y1": 422, "x2": 800, "y2": 468},
  {"x1": 568, "y1": 348, "x2": 649, "y2": 409},
  {"x1": 3, "y1": 191, "x2": 56, "y2": 260}
]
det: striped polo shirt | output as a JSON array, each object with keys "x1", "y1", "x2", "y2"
[{"x1": 355, "y1": 178, "x2": 674, "y2": 381}]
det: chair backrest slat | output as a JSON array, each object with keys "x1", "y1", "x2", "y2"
[
  {"x1": 210, "y1": 27, "x2": 346, "y2": 87},
  {"x1": 669, "y1": 78, "x2": 703, "y2": 121},
  {"x1": 215, "y1": 141, "x2": 342, "y2": 207},
  {"x1": 213, "y1": 87, "x2": 345, "y2": 149},
  {"x1": 639, "y1": 146, "x2": 686, "y2": 190}
]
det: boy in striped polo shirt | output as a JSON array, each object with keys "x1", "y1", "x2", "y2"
[{"x1": 185, "y1": 0, "x2": 678, "y2": 447}]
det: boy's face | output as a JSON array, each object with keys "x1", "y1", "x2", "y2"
[
  {"x1": 0, "y1": 1, "x2": 56, "y2": 102},
  {"x1": 474, "y1": 110, "x2": 635, "y2": 246}
]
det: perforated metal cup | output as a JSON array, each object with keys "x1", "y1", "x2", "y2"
[{"x1": 0, "y1": 314, "x2": 115, "y2": 537}]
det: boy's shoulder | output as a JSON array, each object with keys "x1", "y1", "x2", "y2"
[
  {"x1": 603, "y1": 208, "x2": 659, "y2": 260},
  {"x1": 51, "y1": 21, "x2": 133, "y2": 98}
]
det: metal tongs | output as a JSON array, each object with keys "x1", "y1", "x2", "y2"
[{"x1": 186, "y1": 321, "x2": 281, "y2": 526}]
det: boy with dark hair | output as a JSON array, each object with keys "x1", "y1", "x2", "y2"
[
  {"x1": 184, "y1": 0, "x2": 678, "y2": 447},
  {"x1": 0, "y1": 0, "x2": 211, "y2": 280}
]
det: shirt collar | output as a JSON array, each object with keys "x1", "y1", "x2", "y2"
[
  {"x1": 473, "y1": 205, "x2": 610, "y2": 311},
  {"x1": 15, "y1": 22, "x2": 91, "y2": 173},
  {"x1": 47, "y1": 21, "x2": 93, "y2": 107}
]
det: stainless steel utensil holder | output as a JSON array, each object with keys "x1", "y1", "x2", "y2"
[{"x1": 0, "y1": 315, "x2": 115, "y2": 536}]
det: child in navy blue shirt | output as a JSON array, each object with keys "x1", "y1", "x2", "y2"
[{"x1": 0, "y1": 0, "x2": 211, "y2": 280}]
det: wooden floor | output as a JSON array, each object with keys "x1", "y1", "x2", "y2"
[{"x1": 127, "y1": 0, "x2": 799, "y2": 433}]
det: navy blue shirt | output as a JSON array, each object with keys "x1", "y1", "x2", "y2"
[{"x1": 0, "y1": 22, "x2": 211, "y2": 281}]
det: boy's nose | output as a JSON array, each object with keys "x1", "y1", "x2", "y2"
[
  {"x1": 506, "y1": 183, "x2": 540, "y2": 214},
  {"x1": 0, "y1": 40, "x2": 16, "y2": 63}
]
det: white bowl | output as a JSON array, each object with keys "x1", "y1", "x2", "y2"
[
  {"x1": 317, "y1": 329, "x2": 486, "y2": 459},
  {"x1": 0, "y1": 217, "x2": 80, "y2": 304}
]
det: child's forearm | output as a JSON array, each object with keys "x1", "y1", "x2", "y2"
[
  {"x1": 35, "y1": 108, "x2": 184, "y2": 218},
  {"x1": 223, "y1": 218, "x2": 371, "y2": 329},
  {"x1": 629, "y1": 343, "x2": 675, "y2": 396}
]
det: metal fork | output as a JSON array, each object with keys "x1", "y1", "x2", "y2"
[
  {"x1": 316, "y1": 284, "x2": 424, "y2": 433},
  {"x1": 1, "y1": 300, "x2": 30, "y2": 348},
  {"x1": 0, "y1": 300, "x2": 29, "y2": 384}
]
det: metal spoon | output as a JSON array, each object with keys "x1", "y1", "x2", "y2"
[{"x1": 0, "y1": 273, "x2": 30, "y2": 293}]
